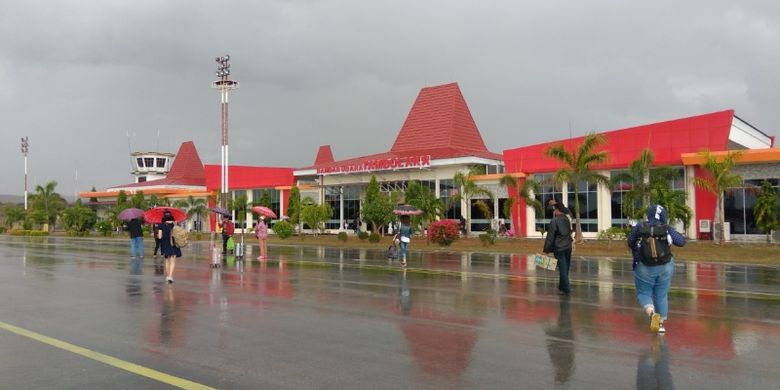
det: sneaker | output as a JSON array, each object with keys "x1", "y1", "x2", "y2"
[
  {"x1": 166, "y1": 277, "x2": 174, "y2": 284},
  {"x1": 650, "y1": 313, "x2": 662, "y2": 333},
  {"x1": 658, "y1": 322, "x2": 666, "y2": 334}
]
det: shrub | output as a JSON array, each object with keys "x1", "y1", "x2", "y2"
[
  {"x1": 598, "y1": 226, "x2": 628, "y2": 241},
  {"x1": 10, "y1": 230, "x2": 49, "y2": 236},
  {"x1": 0, "y1": 227, "x2": 6, "y2": 234},
  {"x1": 272, "y1": 220, "x2": 294, "y2": 239},
  {"x1": 368, "y1": 232, "x2": 381, "y2": 243},
  {"x1": 95, "y1": 220, "x2": 113, "y2": 237},
  {"x1": 428, "y1": 219, "x2": 460, "y2": 246},
  {"x1": 66, "y1": 230, "x2": 89, "y2": 237},
  {"x1": 337, "y1": 231, "x2": 348, "y2": 242},
  {"x1": 358, "y1": 231, "x2": 369, "y2": 241},
  {"x1": 479, "y1": 230, "x2": 496, "y2": 246}
]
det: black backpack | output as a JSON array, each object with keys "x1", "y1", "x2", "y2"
[{"x1": 638, "y1": 223, "x2": 672, "y2": 266}]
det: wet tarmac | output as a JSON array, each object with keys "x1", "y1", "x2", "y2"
[{"x1": 1, "y1": 235, "x2": 779, "y2": 389}]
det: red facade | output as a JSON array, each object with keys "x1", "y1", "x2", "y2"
[{"x1": 502, "y1": 110, "x2": 737, "y2": 237}]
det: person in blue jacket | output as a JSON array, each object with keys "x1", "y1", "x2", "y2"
[{"x1": 627, "y1": 204, "x2": 685, "y2": 334}]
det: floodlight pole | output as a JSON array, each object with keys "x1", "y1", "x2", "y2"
[
  {"x1": 21, "y1": 137, "x2": 29, "y2": 210},
  {"x1": 211, "y1": 55, "x2": 239, "y2": 209}
]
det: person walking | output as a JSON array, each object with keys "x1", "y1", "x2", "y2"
[
  {"x1": 125, "y1": 217, "x2": 144, "y2": 259},
  {"x1": 255, "y1": 216, "x2": 269, "y2": 260},
  {"x1": 152, "y1": 222, "x2": 163, "y2": 259},
  {"x1": 627, "y1": 204, "x2": 685, "y2": 334},
  {"x1": 544, "y1": 203, "x2": 573, "y2": 295},
  {"x1": 157, "y1": 211, "x2": 181, "y2": 284},
  {"x1": 220, "y1": 215, "x2": 235, "y2": 255},
  {"x1": 398, "y1": 215, "x2": 413, "y2": 267}
]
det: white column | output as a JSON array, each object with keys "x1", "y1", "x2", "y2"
[
  {"x1": 686, "y1": 165, "x2": 697, "y2": 239},
  {"x1": 339, "y1": 187, "x2": 344, "y2": 231},
  {"x1": 597, "y1": 170, "x2": 612, "y2": 232}
]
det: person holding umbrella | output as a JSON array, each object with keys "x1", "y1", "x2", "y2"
[
  {"x1": 392, "y1": 205, "x2": 421, "y2": 267},
  {"x1": 251, "y1": 206, "x2": 277, "y2": 260},
  {"x1": 124, "y1": 217, "x2": 144, "y2": 260},
  {"x1": 255, "y1": 216, "x2": 269, "y2": 260},
  {"x1": 398, "y1": 215, "x2": 413, "y2": 267},
  {"x1": 220, "y1": 215, "x2": 235, "y2": 255},
  {"x1": 157, "y1": 211, "x2": 181, "y2": 284}
]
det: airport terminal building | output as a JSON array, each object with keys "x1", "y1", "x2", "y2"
[{"x1": 81, "y1": 82, "x2": 779, "y2": 240}]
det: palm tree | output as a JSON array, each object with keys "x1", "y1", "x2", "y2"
[
  {"x1": 176, "y1": 196, "x2": 208, "y2": 232},
  {"x1": 649, "y1": 171, "x2": 693, "y2": 231},
  {"x1": 404, "y1": 181, "x2": 444, "y2": 231},
  {"x1": 451, "y1": 166, "x2": 494, "y2": 236},
  {"x1": 500, "y1": 174, "x2": 544, "y2": 219},
  {"x1": 754, "y1": 180, "x2": 779, "y2": 243},
  {"x1": 692, "y1": 149, "x2": 744, "y2": 244},
  {"x1": 544, "y1": 133, "x2": 611, "y2": 242},
  {"x1": 611, "y1": 149, "x2": 654, "y2": 220},
  {"x1": 30, "y1": 181, "x2": 66, "y2": 232},
  {"x1": 1, "y1": 204, "x2": 26, "y2": 229}
]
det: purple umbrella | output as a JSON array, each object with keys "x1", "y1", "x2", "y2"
[
  {"x1": 117, "y1": 208, "x2": 145, "y2": 221},
  {"x1": 210, "y1": 207, "x2": 231, "y2": 216}
]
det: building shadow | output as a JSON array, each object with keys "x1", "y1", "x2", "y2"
[
  {"x1": 636, "y1": 336, "x2": 675, "y2": 390},
  {"x1": 545, "y1": 296, "x2": 575, "y2": 384}
]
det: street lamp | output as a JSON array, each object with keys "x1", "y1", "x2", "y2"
[
  {"x1": 21, "y1": 137, "x2": 29, "y2": 210},
  {"x1": 211, "y1": 55, "x2": 239, "y2": 208}
]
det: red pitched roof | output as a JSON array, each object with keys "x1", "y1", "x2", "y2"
[
  {"x1": 109, "y1": 141, "x2": 206, "y2": 189},
  {"x1": 391, "y1": 82, "x2": 495, "y2": 156},
  {"x1": 303, "y1": 83, "x2": 501, "y2": 171},
  {"x1": 314, "y1": 145, "x2": 335, "y2": 165}
]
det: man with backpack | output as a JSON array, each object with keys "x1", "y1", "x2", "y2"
[
  {"x1": 220, "y1": 215, "x2": 235, "y2": 255},
  {"x1": 627, "y1": 204, "x2": 686, "y2": 334}
]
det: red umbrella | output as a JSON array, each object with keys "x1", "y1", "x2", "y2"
[
  {"x1": 144, "y1": 207, "x2": 187, "y2": 223},
  {"x1": 393, "y1": 205, "x2": 423, "y2": 216},
  {"x1": 251, "y1": 206, "x2": 277, "y2": 219}
]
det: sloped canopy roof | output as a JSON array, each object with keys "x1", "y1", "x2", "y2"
[
  {"x1": 299, "y1": 83, "x2": 501, "y2": 172},
  {"x1": 108, "y1": 141, "x2": 206, "y2": 190}
]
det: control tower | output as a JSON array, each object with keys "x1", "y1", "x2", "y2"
[{"x1": 130, "y1": 151, "x2": 176, "y2": 183}]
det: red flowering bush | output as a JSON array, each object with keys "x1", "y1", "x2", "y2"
[{"x1": 428, "y1": 219, "x2": 460, "y2": 246}]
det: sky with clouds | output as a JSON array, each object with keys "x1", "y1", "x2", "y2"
[{"x1": 1, "y1": 0, "x2": 778, "y2": 198}]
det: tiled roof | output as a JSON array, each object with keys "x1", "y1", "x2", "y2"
[
  {"x1": 391, "y1": 83, "x2": 492, "y2": 155},
  {"x1": 314, "y1": 145, "x2": 335, "y2": 165},
  {"x1": 301, "y1": 83, "x2": 501, "y2": 171},
  {"x1": 108, "y1": 141, "x2": 206, "y2": 190}
]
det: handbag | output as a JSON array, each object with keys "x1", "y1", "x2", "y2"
[
  {"x1": 534, "y1": 253, "x2": 558, "y2": 271},
  {"x1": 226, "y1": 236, "x2": 236, "y2": 251},
  {"x1": 400, "y1": 236, "x2": 411, "y2": 243}
]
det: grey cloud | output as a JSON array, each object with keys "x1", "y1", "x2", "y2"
[{"x1": 1, "y1": 0, "x2": 778, "y2": 198}]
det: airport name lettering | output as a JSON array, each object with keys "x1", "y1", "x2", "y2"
[{"x1": 317, "y1": 155, "x2": 431, "y2": 175}]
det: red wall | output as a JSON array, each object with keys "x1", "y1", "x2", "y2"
[
  {"x1": 204, "y1": 165, "x2": 294, "y2": 191},
  {"x1": 503, "y1": 110, "x2": 734, "y2": 174},
  {"x1": 503, "y1": 110, "x2": 735, "y2": 236},
  {"x1": 693, "y1": 166, "x2": 718, "y2": 238}
]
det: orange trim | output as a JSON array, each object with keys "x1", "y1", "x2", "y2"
[
  {"x1": 681, "y1": 148, "x2": 780, "y2": 165},
  {"x1": 79, "y1": 188, "x2": 210, "y2": 199},
  {"x1": 472, "y1": 172, "x2": 527, "y2": 181}
]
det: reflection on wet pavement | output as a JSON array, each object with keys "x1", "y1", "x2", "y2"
[{"x1": 1, "y1": 236, "x2": 779, "y2": 389}]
